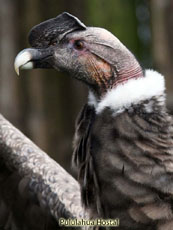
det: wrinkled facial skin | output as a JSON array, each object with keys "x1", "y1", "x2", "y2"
[
  {"x1": 28, "y1": 27, "x2": 115, "y2": 90},
  {"x1": 15, "y1": 12, "x2": 142, "y2": 97},
  {"x1": 50, "y1": 28, "x2": 113, "y2": 91}
]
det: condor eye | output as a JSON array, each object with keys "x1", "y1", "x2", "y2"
[
  {"x1": 74, "y1": 40, "x2": 85, "y2": 50},
  {"x1": 49, "y1": 39, "x2": 57, "y2": 46}
]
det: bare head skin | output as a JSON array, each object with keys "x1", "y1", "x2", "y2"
[{"x1": 14, "y1": 12, "x2": 143, "y2": 99}]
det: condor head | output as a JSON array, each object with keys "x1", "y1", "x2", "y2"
[{"x1": 14, "y1": 12, "x2": 142, "y2": 98}]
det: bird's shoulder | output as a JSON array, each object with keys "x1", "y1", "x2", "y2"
[
  {"x1": 91, "y1": 106, "x2": 173, "y2": 225},
  {"x1": 91, "y1": 104, "x2": 173, "y2": 169}
]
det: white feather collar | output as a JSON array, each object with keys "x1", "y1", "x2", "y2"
[{"x1": 88, "y1": 69, "x2": 165, "y2": 114}]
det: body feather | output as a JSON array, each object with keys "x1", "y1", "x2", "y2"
[{"x1": 73, "y1": 95, "x2": 173, "y2": 230}]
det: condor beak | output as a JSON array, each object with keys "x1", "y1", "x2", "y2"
[
  {"x1": 14, "y1": 48, "x2": 52, "y2": 76},
  {"x1": 14, "y1": 49, "x2": 36, "y2": 75}
]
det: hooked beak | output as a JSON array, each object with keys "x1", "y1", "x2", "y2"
[
  {"x1": 14, "y1": 48, "x2": 52, "y2": 76},
  {"x1": 14, "y1": 12, "x2": 87, "y2": 76},
  {"x1": 14, "y1": 49, "x2": 34, "y2": 75}
]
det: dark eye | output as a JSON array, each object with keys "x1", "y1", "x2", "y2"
[
  {"x1": 74, "y1": 40, "x2": 84, "y2": 50},
  {"x1": 49, "y1": 39, "x2": 57, "y2": 46}
]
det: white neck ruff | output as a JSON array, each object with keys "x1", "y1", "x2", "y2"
[{"x1": 88, "y1": 69, "x2": 165, "y2": 114}]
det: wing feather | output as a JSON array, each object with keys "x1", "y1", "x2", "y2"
[{"x1": 0, "y1": 114, "x2": 86, "y2": 230}]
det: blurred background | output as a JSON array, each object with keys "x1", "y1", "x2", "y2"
[{"x1": 0, "y1": 0, "x2": 172, "y2": 175}]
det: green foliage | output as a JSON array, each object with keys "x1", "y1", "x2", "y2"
[{"x1": 86, "y1": 0, "x2": 140, "y2": 56}]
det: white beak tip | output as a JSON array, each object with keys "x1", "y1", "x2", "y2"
[
  {"x1": 14, "y1": 50, "x2": 33, "y2": 76},
  {"x1": 15, "y1": 66, "x2": 20, "y2": 76}
]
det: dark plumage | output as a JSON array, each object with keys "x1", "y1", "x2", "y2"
[
  {"x1": 13, "y1": 12, "x2": 173, "y2": 230},
  {"x1": 0, "y1": 114, "x2": 86, "y2": 230}
]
